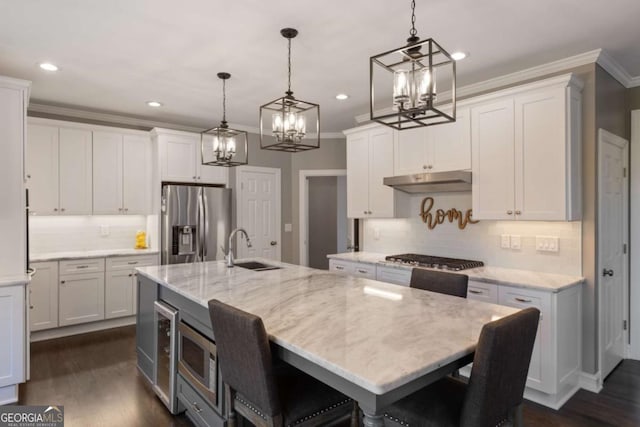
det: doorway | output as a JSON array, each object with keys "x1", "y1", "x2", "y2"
[
  {"x1": 598, "y1": 129, "x2": 629, "y2": 379},
  {"x1": 299, "y1": 170, "x2": 349, "y2": 268}
]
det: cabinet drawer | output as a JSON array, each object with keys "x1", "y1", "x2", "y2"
[
  {"x1": 467, "y1": 281, "x2": 499, "y2": 304},
  {"x1": 498, "y1": 287, "x2": 546, "y2": 312},
  {"x1": 351, "y1": 263, "x2": 376, "y2": 279},
  {"x1": 376, "y1": 267, "x2": 411, "y2": 286},
  {"x1": 106, "y1": 255, "x2": 158, "y2": 271},
  {"x1": 59, "y1": 258, "x2": 105, "y2": 275},
  {"x1": 329, "y1": 259, "x2": 354, "y2": 275},
  {"x1": 177, "y1": 374, "x2": 224, "y2": 427}
]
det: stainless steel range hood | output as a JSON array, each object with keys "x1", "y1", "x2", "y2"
[{"x1": 383, "y1": 171, "x2": 472, "y2": 194}]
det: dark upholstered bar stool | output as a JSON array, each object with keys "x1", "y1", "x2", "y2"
[
  {"x1": 410, "y1": 268, "x2": 469, "y2": 298},
  {"x1": 208, "y1": 299, "x2": 358, "y2": 427},
  {"x1": 383, "y1": 307, "x2": 540, "y2": 427}
]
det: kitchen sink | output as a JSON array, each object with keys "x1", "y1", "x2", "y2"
[{"x1": 234, "y1": 261, "x2": 281, "y2": 271}]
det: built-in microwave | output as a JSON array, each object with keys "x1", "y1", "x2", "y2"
[{"x1": 178, "y1": 321, "x2": 218, "y2": 408}]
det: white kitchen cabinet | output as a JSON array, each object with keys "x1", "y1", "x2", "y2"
[
  {"x1": 394, "y1": 108, "x2": 471, "y2": 175},
  {"x1": 472, "y1": 75, "x2": 582, "y2": 221},
  {"x1": 345, "y1": 126, "x2": 408, "y2": 219},
  {"x1": 26, "y1": 124, "x2": 59, "y2": 215},
  {"x1": 105, "y1": 255, "x2": 157, "y2": 319},
  {"x1": 29, "y1": 261, "x2": 59, "y2": 331},
  {"x1": 329, "y1": 259, "x2": 354, "y2": 275},
  {"x1": 351, "y1": 263, "x2": 377, "y2": 280},
  {"x1": 93, "y1": 131, "x2": 150, "y2": 214},
  {"x1": 59, "y1": 262, "x2": 105, "y2": 326},
  {"x1": 376, "y1": 266, "x2": 411, "y2": 286},
  {"x1": 59, "y1": 127, "x2": 93, "y2": 215},
  {"x1": 153, "y1": 128, "x2": 227, "y2": 185},
  {"x1": 466, "y1": 280, "x2": 499, "y2": 304},
  {"x1": 0, "y1": 285, "x2": 25, "y2": 388}
]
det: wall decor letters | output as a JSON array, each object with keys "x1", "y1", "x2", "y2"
[{"x1": 419, "y1": 197, "x2": 479, "y2": 230}]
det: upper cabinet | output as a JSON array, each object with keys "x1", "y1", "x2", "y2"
[
  {"x1": 394, "y1": 108, "x2": 471, "y2": 175},
  {"x1": 153, "y1": 128, "x2": 227, "y2": 185},
  {"x1": 472, "y1": 75, "x2": 583, "y2": 221},
  {"x1": 345, "y1": 125, "x2": 409, "y2": 219}
]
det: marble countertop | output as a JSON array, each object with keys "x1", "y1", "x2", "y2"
[
  {"x1": 327, "y1": 252, "x2": 584, "y2": 292},
  {"x1": 31, "y1": 248, "x2": 159, "y2": 262},
  {"x1": 137, "y1": 259, "x2": 518, "y2": 395},
  {"x1": 0, "y1": 274, "x2": 30, "y2": 287}
]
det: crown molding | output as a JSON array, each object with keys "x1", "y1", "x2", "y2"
[
  {"x1": 596, "y1": 49, "x2": 634, "y2": 88},
  {"x1": 629, "y1": 76, "x2": 640, "y2": 88}
]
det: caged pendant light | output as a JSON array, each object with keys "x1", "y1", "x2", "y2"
[
  {"x1": 260, "y1": 28, "x2": 320, "y2": 152},
  {"x1": 201, "y1": 72, "x2": 249, "y2": 167},
  {"x1": 370, "y1": 0, "x2": 456, "y2": 130}
]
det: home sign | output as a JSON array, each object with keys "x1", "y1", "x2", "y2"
[{"x1": 419, "y1": 197, "x2": 479, "y2": 230}]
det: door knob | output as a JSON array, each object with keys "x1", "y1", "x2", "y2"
[
  {"x1": 602, "y1": 269, "x2": 614, "y2": 277},
  {"x1": 270, "y1": 241, "x2": 277, "y2": 246}
]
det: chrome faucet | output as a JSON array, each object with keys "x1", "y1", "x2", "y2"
[{"x1": 226, "y1": 228, "x2": 252, "y2": 267}]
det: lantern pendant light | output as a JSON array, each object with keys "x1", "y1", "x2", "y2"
[
  {"x1": 201, "y1": 72, "x2": 249, "y2": 167},
  {"x1": 260, "y1": 28, "x2": 320, "y2": 152},
  {"x1": 370, "y1": 0, "x2": 456, "y2": 130}
]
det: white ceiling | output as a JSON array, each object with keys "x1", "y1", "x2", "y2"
[{"x1": 1, "y1": 0, "x2": 639, "y2": 132}]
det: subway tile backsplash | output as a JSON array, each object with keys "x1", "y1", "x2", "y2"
[
  {"x1": 362, "y1": 194, "x2": 582, "y2": 276},
  {"x1": 30, "y1": 215, "x2": 149, "y2": 254}
]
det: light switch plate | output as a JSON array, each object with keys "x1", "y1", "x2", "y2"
[
  {"x1": 100, "y1": 225, "x2": 110, "y2": 237},
  {"x1": 500, "y1": 234, "x2": 510, "y2": 249},
  {"x1": 536, "y1": 236, "x2": 559, "y2": 252},
  {"x1": 510, "y1": 235, "x2": 521, "y2": 250}
]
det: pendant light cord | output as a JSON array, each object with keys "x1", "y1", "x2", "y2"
[
  {"x1": 222, "y1": 77, "x2": 227, "y2": 124},
  {"x1": 287, "y1": 37, "x2": 293, "y2": 95},
  {"x1": 409, "y1": 0, "x2": 417, "y2": 37}
]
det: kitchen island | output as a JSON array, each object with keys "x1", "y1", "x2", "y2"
[{"x1": 136, "y1": 259, "x2": 519, "y2": 427}]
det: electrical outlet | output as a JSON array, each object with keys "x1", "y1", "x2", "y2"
[
  {"x1": 510, "y1": 235, "x2": 521, "y2": 250},
  {"x1": 536, "y1": 236, "x2": 559, "y2": 252},
  {"x1": 374, "y1": 228, "x2": 380, "y2": 240},
  {"x1": 500, "y1": 234, "x2": 510, "y2": 249},
  {"x1": 284, "y1": 223, "x2": 292, "y2": 232},
  {"x1": 100, "y1": 225, "x2": 110, "y2": 237}
]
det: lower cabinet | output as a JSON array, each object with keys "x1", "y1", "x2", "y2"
[
  {"x1": 376, "y1": 266, "x2": 411, "y2": 286},
  {"x1": 105, "y1": 255, "x2": 157, "y2": 319},
  {"x1": 29, "y1": 261, "x2": 59, "y2": 331},
  {"x1": 0, "y1": 284, "x2": 26, "y2": 389},
  {"x1": 177, "y1": 374, "x2": 225, "y2": 427},
  {"x1": 59, "y1": 271, "x2": 105, "y2": 326}
]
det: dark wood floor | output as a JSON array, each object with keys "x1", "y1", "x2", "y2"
[{"x1": 19, "y1": 326, "x2": 640, "y2": 426}]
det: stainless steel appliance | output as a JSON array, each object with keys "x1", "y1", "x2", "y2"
[
  {"x1": 161, "y1": 184, "x2": 231, "y2": 265},
  {"x1": 153, "y1": 301, "x2": 181, "y2": 414},
  {"x1": 178, "y1": 321, "x2": 218, "y2": 408},
  {"x1": 383, "y1": 170, "x2": 472, "y2": 193},
  {"x1": 385, "y1": 254, "x2": 484, "y2": 271}
]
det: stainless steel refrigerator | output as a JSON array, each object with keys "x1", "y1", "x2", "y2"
[{"x1": 161, "y1": 184, "x2": 231, "y2": 265}]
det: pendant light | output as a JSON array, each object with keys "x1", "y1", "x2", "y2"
[
  {"x1": 260, "y1": 28, "x2": 320, "y2": 152},
  {"x1": 201, "y1": 72, "x2": 248, "y2": 167},
  {"x1": 370, "y1": 0, "x2": 456, "y2": 130}
]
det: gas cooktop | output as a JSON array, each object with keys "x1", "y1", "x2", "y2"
[{"x1": 384, "y1": 254, "x2": 484, "y2": 271}]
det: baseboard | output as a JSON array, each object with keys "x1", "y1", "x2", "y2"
[
  {"x1": 579, "y1": 371, "x2": 603, "y2": 393},
  {"x1": 0, "y1": 385, "x2": 18, "y2": 405},
  {"x1": 31, "y1": 316, "x2": 136, "y2": 342}
]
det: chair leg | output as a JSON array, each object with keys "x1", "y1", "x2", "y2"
[
  {"x1": 513, "y1": 403, "x2": 524, "y2": 427},
  {"x1": 225, "y1": 383, "x2": 237, "y2": 427},
  {"x1": 350, "y1": 402, "x2": 360, "y2": 427}
]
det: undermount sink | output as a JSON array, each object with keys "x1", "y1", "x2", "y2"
[{"x1": 234, "y1": 261, "x2": 281, "y2": 271}]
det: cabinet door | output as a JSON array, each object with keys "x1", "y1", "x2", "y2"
[
  {"x1": 515, "y1": 89, "x2": 566, "y2": 220},
  {"x1": 376, "y1": 266, "x2": 412, "y2": 286},
  {"x1": 105, "y1": 270, "x2": 135, "y2": 319},
  {"x1": 394, "y1": 127, "x2": 427, "y2": 175},
  {"x1": 198, "y1": 163, "x2": 228, "y2": 185},
  {"x1": 346, "y1": 132, "x2": 370, "y2": 218},
  {"x1": 93, "y1": 131, "x2": 123, "y2": 214},
  {"x1": 368, "y1": 127, "x2": 396, "y2": 218},
  {"x1": 59, "y1": 272, "x2": 105, "y2": 326},
  {"x1": 123, "y1": 134, "x2": 151, "y2": 214},
  {"x1": 27, "y1": 124, "x2": 59, "y2": 215},
  {"x1": 471, "y1": 100, "x2": 515, "y2": 220},
  {"x1": 329, "y1": 259, "x2": 354, "y2": 275},
  {"x1": 429, "y1": 108, "x2": 471, "y2": 172},
  {"x1": 351, "y1": 262, "x2": 376, "y2": 279},
  {"x1": 161, "y1": 134, "x2": 197, "y2": 182},
  {"x1": 29, "y1": 261, "x2": 59, "y2": 331},
  {"x1": 59, "y1": 128, "x2": 93, "y2": 214},
  {"x1": 0, "y1": 285, "x2": 25, "y2": 387}
]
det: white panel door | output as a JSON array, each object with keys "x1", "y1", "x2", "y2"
[
  {"x1": 515, "y1": 89, "x2": 566, "y2": 220},
  {"x1": 123, "y1": 134, "x2": 150, "y2": 214},
  {"x1": 59, "y1": 272, "x2": 105, "y2": 326},
  {"x1": 237, "y1": 167, "x2": 281, "y2": 261},
  {"x1": 394, "y1": 127, "x2": 427, "y2": 175},
  {"x1": 429, "y1": 107, "x2": 471, "y2": 172},
  {"x1": 29, "y1": 261, "x2": 59, "y2": 332},
  {"x1": 471, "y1": 99, "x2": 515, "y2": 220},
  {"x1": 598, "y1": 130, "x2": 628, "y2": 379},
  {"x1": 59, "y1": 128, "x2": 93, "y2": 214},
  {"x1": 346, "y1": 132, "x2": 370, "y2": 218},
  {"x1": 162, "y1": 135, "x2": 197, "y2": 182},
  {"x1": 0, "y1": 285, "x2": 25, "y2": 387},
  {"x1": 105, "y1": 269, "x2": 135, "y2": 319},
  {"x1": 93, "y1": 131, "x2": 123, "y2": 214},
  {"x1": 368, "y1": 126, "x2": 396, "y2": 218},
  {"x1": 26, "y1": 124, "x2": 59, "y2": 215}
]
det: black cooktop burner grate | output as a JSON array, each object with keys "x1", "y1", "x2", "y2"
[{"x1": 384, "y1": 254, "x2": 484, "y2": 271}]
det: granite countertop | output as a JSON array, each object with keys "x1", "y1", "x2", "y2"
[
  {"x1": 31, "y1": 248, "x2": 159, "y2": 262},
  {"x1": 0, "y1": 274, "x2": 30, "y2": 287},
  {"x1": 327, "y1": 252, "x2": 584, "y2": 292},
  {"x1": 137, "y1": 259, "x2": 518, "y2": 395}
]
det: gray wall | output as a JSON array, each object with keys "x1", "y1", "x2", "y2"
[
  {"x1": 629, "y1": 87, "x2": 640, "y2": 111},
  {"x1": 308, "y1": 176, "x2": 338, "y2": 269}
]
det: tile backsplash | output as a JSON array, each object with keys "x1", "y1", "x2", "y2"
[
  {"x1": 30, "y1": 215, "x2": 149, "y2": 254},
  {"x1": 362, "y1": 193, "x2": 582, "y2": 276}
]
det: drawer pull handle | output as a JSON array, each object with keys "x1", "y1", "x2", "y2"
[
  {"x1": 60, "y1": 280, "x2": 65, "y2": 284},
  {"x1": 357, "y1": 269, "x2": 368, "y2": 274},
  {"x1": 468, "y1": 289, "x2": 483, "y2": 295},
  {"x1": 128, "y1": 261, "x2": 138, "y2": 265},
  {"x1": 192, "y1": 402, "x2": 202, "y2": 413},
  {"x1": 129, "y1": 273, "x2": 133, "y2": 277},
  {"x1": 515, "y1": 297, "x2": 532, "y2": 303},
  {"x1": 76, "y1": 265, "x2": 89, "y2": 269},
  {"x1": 335, "y1": 266, "x2": 344, "y2": 270}
]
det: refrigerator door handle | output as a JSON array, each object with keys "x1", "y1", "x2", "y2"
[
  {"x1": 198, "y1": 189, "x2": 205, "y2": 262},
  {"x1": 202, "y1": 190, "x2": 209, "y2": 258}
]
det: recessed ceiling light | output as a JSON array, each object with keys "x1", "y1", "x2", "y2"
[
  {"x1": 146, "y1": 101, "x2": 163, "y2": 108},
  {"x1": 336, "y1": 93, "x2": 349, "y2": 100},
  {"x1": 451, "y1": 52, "x2": 468, "y2": 61},
  {"x1": 39, "y1": 62, "x2": 59, "y2": 72}
]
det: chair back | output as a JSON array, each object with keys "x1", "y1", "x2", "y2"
[
  {"x1": 460, "y1": 307, "x2": 540, "y2": 427},
  {"x1": 410, "y1": 268, "x2": 469, "y2": 298},
  {"x1": 208, "y1": 299, "x2": 281, "y2": 417}
]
